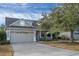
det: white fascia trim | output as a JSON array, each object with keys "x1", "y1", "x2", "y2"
[
  {"x1": 34, "y1": 31, "x2": 36, "y2": 42},
  {"x1": 6, "y1": 28, "x2": 11, "y2": 41}
]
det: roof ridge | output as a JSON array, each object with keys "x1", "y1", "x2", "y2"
[{"x1": 6, "y1": 17, "x2": 39, "y2": 21}]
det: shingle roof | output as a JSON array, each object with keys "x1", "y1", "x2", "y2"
[
  {"x1": 5, "y1": 17, "x2": 39, "y2": 28},
  {"x1": 5, "y1": 17, "x2": 19, "y2": 27}
]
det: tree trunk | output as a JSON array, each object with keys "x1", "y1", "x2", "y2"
[{"x1": 70, "y1": 30, "x2": 74, "y2": 42}]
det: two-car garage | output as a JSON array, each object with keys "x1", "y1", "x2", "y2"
[
  {"x1": 6, "y1": 27, "x2": 36, "y2": 43},
  {"x1": 5, "y1": 17, "x2": 38, "y2": 43},
  {"x1": 10, "y1": 32, "x2": 34, "y2": 43}
]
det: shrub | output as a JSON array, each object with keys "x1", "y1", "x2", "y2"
[
  {"x1": 52, "y1": 32, "x2": 60, "y2": 39},
  {"x1": 0, "y1": 30, "x2": 6, "y2": 41},
  {"x1": 0, "y1": 30, "x2": 7, "y2": 45},
  {"x1": 0, "y1": 40, "x2": 10, "y2": 45},
  {"x1": 60, "y1": 35, "x2": 69, "y2": 40}
]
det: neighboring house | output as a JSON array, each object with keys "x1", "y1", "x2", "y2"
[
  {"x1": 5, "y1": 17, "x2": 40, "y2": 43},
  {"x1": 73, "y1": 28, "x2": 79, "y2": 40},
  {"x1": 59, "y1": 30, "x2": 79, "y2": 40},
  {"x1": 59, "y1": 32, "x2": 71, "y2": 39}
]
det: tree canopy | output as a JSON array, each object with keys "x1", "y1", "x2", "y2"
[
  {"x1": 40, "y1": 3, "x2": 79, "y2": 32},
  {"x1": 39, "y1": 3, "x2": 79, "y2": 42}
]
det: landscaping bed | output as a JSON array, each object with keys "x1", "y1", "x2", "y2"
[
  {"x1": 40, "y1": 40, "x2": 79, "y2": 51},
  {"x1": 0, "y1": 44, "x2": 13, "y2": 56},
  {"x1": 0, "y1": 40, "x2": 13, "y2": 56}
]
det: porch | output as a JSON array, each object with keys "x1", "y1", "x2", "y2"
[{"x1": 36, "y1": 31, "x2": 59, "y2": 41}]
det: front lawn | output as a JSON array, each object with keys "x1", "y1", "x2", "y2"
[
  {"x1": 40, "y1": 40, "x2": 79, "y2": 51},
  {"x1": 0, "y1": 44, "x2": 13, "y2": 56}
]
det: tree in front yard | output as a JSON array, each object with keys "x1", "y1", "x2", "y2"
[
  {"x1": 39, "y1": 4, "x2": 79, "y2": 42},
  {"x1": 39, "y1": 13, "x2": 53, "y2": 31},
  {"x1": 0, "y1": 24, "x2": 6, "y2": 42}
]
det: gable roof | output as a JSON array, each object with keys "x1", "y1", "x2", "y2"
[
  {"x1": 5, "y1": 17, "x2": 39, "y2": 28},
  {"x1": 5, "y1": 17, "x2": 19, "y2": 27}
]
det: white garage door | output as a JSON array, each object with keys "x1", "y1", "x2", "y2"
[{"x1": 10, "y1": 32, "x2": 34, "y2": 43}]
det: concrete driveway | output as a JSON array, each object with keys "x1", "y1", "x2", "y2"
[{"x1": 12, "y1": 42, "x2": 79, "y2": 56}]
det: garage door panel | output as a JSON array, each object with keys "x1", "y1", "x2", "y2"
[{"x1": 10, "y1": 32, "x2": 34, "y2": 43}]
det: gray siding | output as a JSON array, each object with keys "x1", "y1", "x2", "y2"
[{"x1": 73, "y1": 31, "x2": 79, "y2": 40}]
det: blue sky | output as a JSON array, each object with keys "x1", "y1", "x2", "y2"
[{"x1": 0, "y1": 3, "x2": 59, "y2": 25}]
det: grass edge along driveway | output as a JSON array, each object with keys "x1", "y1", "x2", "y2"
[{"x1": 40, "y1": 41, "x2": 79, "y2": 51}]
